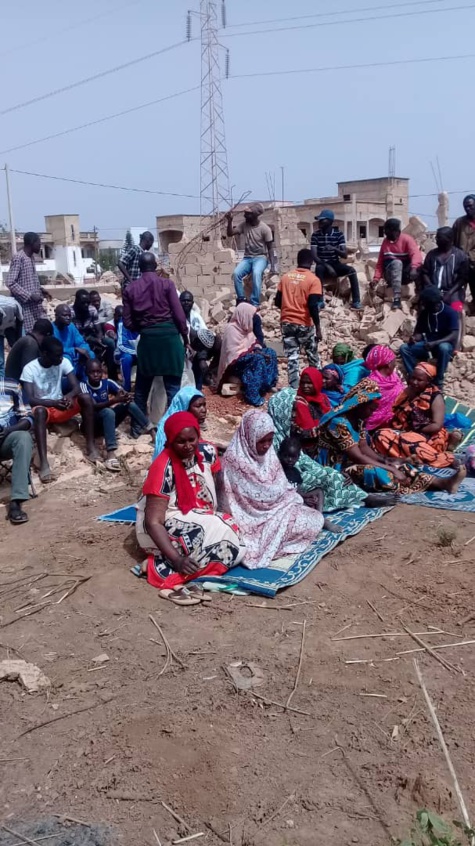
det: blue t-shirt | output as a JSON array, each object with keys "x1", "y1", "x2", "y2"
[
  {"x1": 80, "y1": 378, "x2": 121, "y2": 405},
  {"x1": 415, "y1": 304, "x2": 459, "y2": 342}
]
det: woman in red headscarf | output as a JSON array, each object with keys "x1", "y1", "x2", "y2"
[
  {"x1": 291, "y1": 368, "x2": 331, "y2": 459},
  {"x1": 135, "y1": 411, "x2": 245, "y2": 605},
  {"x1": 371, "y1": 362, "x2": 459, "y2": 468}
]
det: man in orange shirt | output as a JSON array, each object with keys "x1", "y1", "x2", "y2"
[{"x1": 275, "y1": 249, "x2": 322, "y2": 388}]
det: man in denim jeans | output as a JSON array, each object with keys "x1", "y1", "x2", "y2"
[{"x1": 227, "y1": 203, "x2": 276, "y2": 306}]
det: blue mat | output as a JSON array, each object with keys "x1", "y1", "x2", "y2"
[
  {"x1": 97, "y1": 504, "x2": 389, "y2": 597},
  {"x1": 401, "y1": 476, "x2": 475, "y2": 512}
]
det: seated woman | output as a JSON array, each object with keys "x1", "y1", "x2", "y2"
[
  {"x1": 317, "y1": 378, "x2": 466, "y2": 494},
  {"x1": 268, "y1": 388, "x2": 391, "y2": 509},
  {"x1": 332, "y1": 343, "x2": 368, "y2": 389},
  {"x1": 291, "y1": 368, "x2": 331, "y2": 460},
  {"x1": 371, "y1": 362, "x2": 459, "y2": 469},
  {"x1": 136, "y1": 411, "x2": 245, "y2": 605},
  {"x1": 220, "y1": 410, "x2": 324, "y2": 570},
  {"x1": 152, "y1": 385, "x2": 206, "y2": 461},
  {"x1": 322, "y1": 363, "x2": 346, "y2": 407},
  {"x1": 217, "y1": 303, "x2": 278, "y2": 406},
  {"x1": 364, "y1": 345, "x2": 406, "y2": 431}
]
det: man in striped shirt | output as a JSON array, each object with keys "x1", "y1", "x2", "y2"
[
  {"x1": 0, "y1": 377, "x2": 34, "y2": 524},
  {"x1": 6, "y1": 232, "x2": 48, "y2": 333},
  {"x1": 310, "y1": 210, "x2": 362, "y2": 309},
  {"x1": 371, "y1": 218, "x2": 422, "y2": 310}
]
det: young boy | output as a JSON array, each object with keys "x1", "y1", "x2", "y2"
[
  {"x1": 80, "y1": 359, "x2": 155, "y2": 471},
  {"x1": 278, "y1": 436, "x2": 340, "y2": 533}
]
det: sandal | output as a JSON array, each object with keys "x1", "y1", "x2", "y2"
[
  {"x1": 158, "y1": 587, "x2": 201, "y2": 606},
  {"x1": 104, "y1": 457, "x2": 121, "y2": 473},
  {"x1": 187, "y1": 584, "x2": 212, "y2": 601},
  {"x1": 6, "y1": 503, "x2": 29, "y2": 525},
  {"x1": 130, "y1": 562, "x2": 147, "y2": 579}
]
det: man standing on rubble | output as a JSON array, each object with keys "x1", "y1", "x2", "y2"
[
  {"x1": 118, "y1": 230, "x2": 155, "y2": 293},
  {"x1": 311, "y1": 210, "x2": 362, "y2": 310},
  {"x1": 452, "y1": 195, "x2": 475, "y2": 314},
  {"x1": 227, "y1": 203, "x2": 276, "y2": 306}
]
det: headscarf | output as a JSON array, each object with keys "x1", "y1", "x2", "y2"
[
  {"x1": 163, "y1": 411, "x2": 203, "y2": 515},
  {"x1": 332, "y1": 343, "x2": 354, "y2": 364},
  {"x1": 319, "y1": 378, "x2": 381, "y2": 427},
  {"x1": 364, "y1": 346, "x2": 405, "y2": 431},
  {"x1": 153, "y1": 386, "x2": 204, "y2": 460},
  {"x1": 217, "y1": 303, "x2": 257, "y2": 385},
  {"x1": 322, "y1": 363, "x2": 345, "y2": 407},
  {"x1": 415, "y1": 362, "x2": 437, "y2": 380},
  {"x1": 365, "y1": 345, "x2": 396, "y2": 370},
  {"x1": 223, "y1": 410, "x2": 291, "y2": 518},
  {"x1": 297, "y1": 368, "x2": 331, "y2": 414}
]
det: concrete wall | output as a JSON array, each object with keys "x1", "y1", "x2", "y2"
[{"x1": 45, "y1": 214, "x2": 81, "y2": 247}]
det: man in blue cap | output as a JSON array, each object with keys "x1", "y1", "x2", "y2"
[{"x1": 310, "y1": 210, "x2": 362, "y2": 309}]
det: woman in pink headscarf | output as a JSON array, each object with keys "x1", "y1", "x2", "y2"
[
  {"x1": 364, "y1": 345, "x2": 405, "y2": 431},
  {"x1": 220, "y1": 410, "x2": 324, "y2": 569},
  {"x1": 217, "y1": 303, "x2": 278, "y2": 406}
]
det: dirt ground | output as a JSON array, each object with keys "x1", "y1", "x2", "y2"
[{"x1": 1, "y1": 414, "x2": 475, "y2": 846}]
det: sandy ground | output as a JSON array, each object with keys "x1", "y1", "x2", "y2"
[{"x1": 1, "y1": 385, "x2": 475, "y2": 846}]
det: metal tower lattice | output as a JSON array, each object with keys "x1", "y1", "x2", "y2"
[{"x1": 200, "y1": 0, "x2": 231, "y2": 220}]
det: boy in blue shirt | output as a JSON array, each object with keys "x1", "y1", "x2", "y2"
[{"x1": 80, "y1": 359, "x2": 154, "y2": 471}]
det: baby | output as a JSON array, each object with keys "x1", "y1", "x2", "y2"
[{"x1": 278, "y1": 436, "x2": 340, "y2": 533}]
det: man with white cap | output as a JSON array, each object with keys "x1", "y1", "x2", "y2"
[
  {"x1": 310, "y1": 209, "x2": 362, "y2": 309},
  {"x1": 226, "y1": 203, "x2": 276, "y2": 306}
]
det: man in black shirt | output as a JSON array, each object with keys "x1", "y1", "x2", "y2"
[
  {"x1": 399, "y1": 287, "x2": 459, "y2": 387},
  {"x1": 5, "y1": 319, "x2": 53, "y2": 381},
  {"x1": 310, "y1": 210, "x2": 362, "y2": 309}
]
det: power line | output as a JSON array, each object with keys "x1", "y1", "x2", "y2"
[
  {"x1": 230, "y1": 52, "x2": 475, "y2": 80},
  {"x1": 0, "y1": 0, "x2": 147, "y2": 59},
  {"x1": 224, "y1": 0, "x2": 454, "y2": 28},
  {"x1": 0, "y1": 40, "x2": 190, "y2": 117},
  {"x1": 9, "y1": 169, "x2": 201, "y2": 201},
  {"x1": 221, "y1": 3, "x2": 475, "y2": 38},
  {"x1": 0, "y1": 86, "x2": 200, "y2": 156}
]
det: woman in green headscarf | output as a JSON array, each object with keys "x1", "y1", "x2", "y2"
[{"x1": 332, "y1": 343, "x2": 369, "y2": 389}]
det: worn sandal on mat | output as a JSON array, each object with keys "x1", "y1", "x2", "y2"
[{"x1": 158, "y1": 587, "x2": 201, "y2": 606}]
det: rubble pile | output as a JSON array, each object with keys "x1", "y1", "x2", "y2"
[{"x1": 200, "y1": 259, "x2": 475, "y2": 407}]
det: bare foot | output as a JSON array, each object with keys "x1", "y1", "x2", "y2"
[
  {"x1": 364, "y1": 493, "x2": 400, "y2": 507},
  {"x1": 447, "y1": 465, "x2": 467, "y2": 494},
  {"x1": 323, "y1": 518, "x2": 342, "y2": 533},
  {"x1": 39, "y1": 464, "x2": 53, "y2": 483},
  {"x1": 448, "y1": 430, "x2": 463, "y2": 451}
]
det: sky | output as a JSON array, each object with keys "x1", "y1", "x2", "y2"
[{"x1": 1, "y1": 0, "x2": 474, "y2": 240}]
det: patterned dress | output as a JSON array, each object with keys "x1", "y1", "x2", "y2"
[
  {"x1": 136, "y1": 442, "x2": 245, "y2": 589},
  {"x1": 267, "y1": 388, "x2": 367, "y2": 510},
  {"x1": 318, "y1": 380, "x2": 433, "y2": 494},
  {"x1": 371, "y1": 385, "x2": 454, "y2": 469}
]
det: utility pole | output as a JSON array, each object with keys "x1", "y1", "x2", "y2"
[
  {"x1": 280, "y1": 166, "x2": 285, "y2": 205},
  {"x1": 93, "y1": 225, "x2": 99, "y2": 281},
  {"x1": 4, "y1": 164, "x2": 17, "y2": 256}
]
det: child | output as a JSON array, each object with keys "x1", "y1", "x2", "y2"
[
  {"x1": 80, "y1": 359, "x2": 155, "y2": 471},
  {"x1": 278, "y1": 436, "x2": 341, "y2": 533}
]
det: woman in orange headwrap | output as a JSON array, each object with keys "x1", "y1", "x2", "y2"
[
  {"x1": 371, "y1": 362, "x2": 458, "y2": 468},
  {"x1": 135, "y1": 411, "x2": 245, "y2": 605}
]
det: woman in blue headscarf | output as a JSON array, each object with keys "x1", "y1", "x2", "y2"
[
  {"x1": 322, "y1": 363, "x2": 346, "y2": 407},
  {"x1": 152, "y1": 386, "x2": 206, "y2": 460}
]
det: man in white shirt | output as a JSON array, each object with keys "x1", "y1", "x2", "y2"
[{"x1": 21, "y1": 336, "x2": 97, "y2": 481}]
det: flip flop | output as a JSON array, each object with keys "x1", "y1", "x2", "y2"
[
  {"x1": 130, "y1": 563, "x2": 147, "y2": 579},
  {"x1": 187, "y1": 584, "x2": 212, "y2": 601},
  {"x1": 158, "y1": 587, "x2": 201, "y2": 606},
  {"x1": 104, "y1": 457, "x2": 121, "y2": 473},
  {"x1": 6, "y1": 505, "x2": 29, "y2": 525}
]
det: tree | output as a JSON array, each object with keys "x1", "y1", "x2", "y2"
[
  {"x1": 0, "y1": 221, "x2": 10, "y2": 262},
  {"x1": 124, "y1": 229, "x2": 134, "y2": 249},
  {"x1": 98, "y1": 248, "x2": 119, "y2": 273}
]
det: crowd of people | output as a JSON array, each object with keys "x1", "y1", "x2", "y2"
[{"x1": 0, "y1": 201, "x2": 473, "y2": 602}]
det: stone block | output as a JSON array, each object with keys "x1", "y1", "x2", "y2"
[
  {"x1": 462, "y1": 336, "x2": 475, "y2": 353},
  {"x1": 266, "y1": 338, "x2": 284, "y2": 356},
  {"x1": 216, "y1": 263, "x2": 236, "y2": 276},
  {"x1": 183, "y1": 264, "x2": 201, "y2": 277},
  {"x1": 213, "y1": 274, "x2": 234, "y2": 288},
  {"x1": 211, "y1": 304, "x2": 226, "y2": 322},
  {"x1": 465, "y1": 317, "x2": 475, "y2": 336},
  {"x1": 381, "y1": 309, "x2": 406, "y2": 339},
  {"x1": 365, "y1": 330, "x2": 391, "y2": 346},
  {"x1": 214, "y1": 249, "x2": 236, "y2": 262}
]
